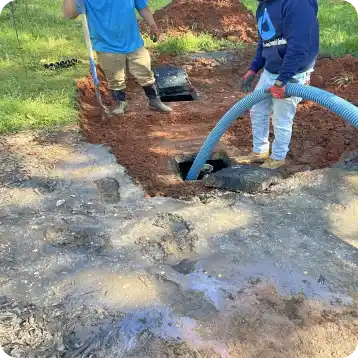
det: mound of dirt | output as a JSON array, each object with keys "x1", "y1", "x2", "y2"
[{"x1": 143, "y1": 0, "x2": 257, "y2": 43}]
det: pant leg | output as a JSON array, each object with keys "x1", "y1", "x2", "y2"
[
  {"x1": 127, "y1": 47, "x2": 155, "y2": 87},
  {"x1": 271, "y1": 70, "x2": 312, "y2": 160},
  {"x1": 250, "y1": 70, "x2": 274, "y2": 154},
  {"x1": 97, "y1": 52, "x2": 127, "y2": 90}
]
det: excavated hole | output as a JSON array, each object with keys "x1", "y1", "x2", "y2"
[
  {"x1": 160, "y1": 91, "x2": 198, "y2": 102},
  {"x1": 176, "y1": 154, "x2": 230, "y2": 180}
]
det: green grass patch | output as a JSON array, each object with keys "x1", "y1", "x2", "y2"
[
  {"x1": 149, "y1": 32, "x2": 243, "y2": 55},
  {"x1": 0, "y1": 0, "x2": 357, "y2": 134},
  {"x1": 0, "y1": 0, "x2": 87, "y2": 133},
  {"x1": 242, "y1": 0, "x2": 358, "y2": 56}
]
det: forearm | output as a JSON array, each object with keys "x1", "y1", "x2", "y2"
[
  {"x1": 138, "y1": 7, "x2": 156, "y2": 26},
  {"x1": 62, "y1": 0, "x2": 78, "y2": 19}
]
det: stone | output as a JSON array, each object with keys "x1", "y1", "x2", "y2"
[
  {"x1": 94, "y1": 177, "x2": 120, "y2": 203},
  {"x1": 334, "y1": 151, "x2": 358, "y2": 171},
  {"x1": 56, "y1": 200, "x2": 66, "y2": 207},
  {"x1": 203, "y1": 165, "x2": 283, "y2": 194}
]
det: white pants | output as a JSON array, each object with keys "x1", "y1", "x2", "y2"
[{"x1": 250, "y1": 69, "x2": 312, "y2": 160}]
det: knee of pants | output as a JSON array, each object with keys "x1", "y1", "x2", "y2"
[
  {"x1": 128, "y1": 47, "x2": 155, "y2": 87},
  {"x1": 272, "y1": 98, "x2": 299, "y2": 125},
  {"x1": 108, "y1": 79, "x2": 126, "y2": 91},
  {"x1": 97, "y1": 52, "x2": 126, "y2": 90},
  {"x1": 250, "y1": 99, "x2": 272, "y2": 120}
]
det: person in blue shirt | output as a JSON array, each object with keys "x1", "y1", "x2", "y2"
[
  {"x1": 240, "y1": 0, "x2": 319, "y2": 169},
  {"x1": 62, "y1": 0, "x2": 172, "y2": 114}
]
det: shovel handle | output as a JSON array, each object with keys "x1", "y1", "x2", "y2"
[{"x1": 78, "y1": 1, "x2": 100, "y2": 87}]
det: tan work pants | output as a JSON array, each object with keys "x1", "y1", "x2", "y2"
[{"x1": 97, "y1": 47, "x2": 155, "y2": 90}]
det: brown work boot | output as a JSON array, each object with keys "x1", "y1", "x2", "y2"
[
  {"x1": 260, "y1": 158, "x2": 286, "y2": 169},
  {"x1": 143, "y1": 84, "x2": 172, "y2": 113},
  {"x1": 237, "y1": 151, "x2": 270, "y2": 164}
]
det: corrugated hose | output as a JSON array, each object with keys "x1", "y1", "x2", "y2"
[{"x1": 186, "y1": 84, "x2": 358, "y2": 180}]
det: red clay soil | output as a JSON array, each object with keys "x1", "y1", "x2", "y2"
[
  {"x1": 78, "y1": 53, "x2": 358, "y2": 198},
  {"x1": 141, "y1": 0, "x2": 257, "y2": 43}
]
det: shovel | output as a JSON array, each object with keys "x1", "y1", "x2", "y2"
[{"x1": 78, "y1": 0, "x2": 111, "y2": 119}]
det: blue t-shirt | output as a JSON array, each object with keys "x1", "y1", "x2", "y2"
[{"x1": 76, "y1": 0, "x2": 147, "y2": 54}]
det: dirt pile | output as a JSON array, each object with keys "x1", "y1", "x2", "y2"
[
  {"x1": 78, "y1": 53, "x2": 358, "y2": 198},
  {"x1": 144, "y1": 0, "x2": 257, "y2": 43}
]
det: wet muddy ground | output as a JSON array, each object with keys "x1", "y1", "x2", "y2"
[
  {"x1": 79, "y1": 52, "x2": 358, "y2": 198},
  {"x1": 0, "y1": 126, "x2": 357, "y2": 357}
]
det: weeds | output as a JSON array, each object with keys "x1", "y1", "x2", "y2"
[{"x1": 333, "y1": 74, "x2": 355, "y2": 88}]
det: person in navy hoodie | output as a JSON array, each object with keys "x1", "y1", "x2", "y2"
[{"x1": 240, "y1": 0, "x2": 319, "y2": 169}]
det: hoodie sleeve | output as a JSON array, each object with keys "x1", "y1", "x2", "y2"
[
  {"x1": 249, "y1": 36, "x2": 265, "y2": 73},
  {"x1": 277, "y1": 0, "x2": 318, "y2": 84}
]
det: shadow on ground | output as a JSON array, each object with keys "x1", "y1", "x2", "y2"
[{"x1": 0, "y1": 127, "x2": 357, "y2": 357}]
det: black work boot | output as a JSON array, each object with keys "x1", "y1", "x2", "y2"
[
  {"x1": 143, "y1": 84, "x2": 172, "y2": 113},
  {"x1": 111, "y1": 90, "x2": 128, "y2": 115}
]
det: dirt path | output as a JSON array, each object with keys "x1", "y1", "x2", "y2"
[{"x1": 0, "y1": 125, "x2": 357, "y2": 357}]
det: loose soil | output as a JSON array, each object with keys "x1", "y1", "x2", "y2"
[
  {"x1": 141, "y1": 0, "x2": 257, "y2": 43},
  {"x1": 78, "y1": 52, "x2": 358, "y2": 198}
]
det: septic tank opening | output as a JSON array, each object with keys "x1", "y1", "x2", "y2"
[
  {"x1": 161, "y1": 90, "x2": 199, "y2": 102},
  {"x1": 154, "y1": 65, "x2": 199, "y2": 103},
  {"x1": 176, "y1": 154, "x2": 230, "y2": 180}
]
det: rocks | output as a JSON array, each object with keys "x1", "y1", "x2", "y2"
[
  {"x1": 204, "y1": 165, "x2": 283, "y2": 194},
  {"x1": 56, "y1": 199, "x2": 66, "y2": 207},
  {"x1": 94, "y1": 177, "x2": 120, "y2": 203},
  {"x1": 334, "y1": 151, "x2": 358, "y2": 171}
]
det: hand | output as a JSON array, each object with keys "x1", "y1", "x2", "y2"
[
  {"x1": 150, "y1": 23, "x2": 162, "y2": 42},
  {"x1": 268, "y1": 80, "x2": 287, "y2": 99},
  {"x1": 240, "y1": 70, "x2": 256, "y2": 93}
]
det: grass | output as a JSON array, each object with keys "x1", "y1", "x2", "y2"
[
  {"x1": 0, "y1": 0, "x2": 173, "y2": 133},
  {"x1": 153, "y1": 33, "x2": 243, "y2": 55},
  {"x1": 0, "y1": 0, "x2": 357, "y2": 133},
  {"x1": 242, "y1": 0, "x2": 358, "y2": 56}
]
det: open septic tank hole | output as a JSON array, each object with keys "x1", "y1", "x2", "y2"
[
  {"x1": 155, "y1": 65, "x2": 199, "y2": 103},
  {"x1": 176, "y1": 154, "x2": 231, "y2": 180}
]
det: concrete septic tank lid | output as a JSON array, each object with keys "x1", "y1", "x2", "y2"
[{"x1": 204, "y1": 164, "x2": 284, "y2": 194}]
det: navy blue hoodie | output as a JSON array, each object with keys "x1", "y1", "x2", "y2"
[{"x1": 249, "y1": 0, "x2": 320, "y2": 84}]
